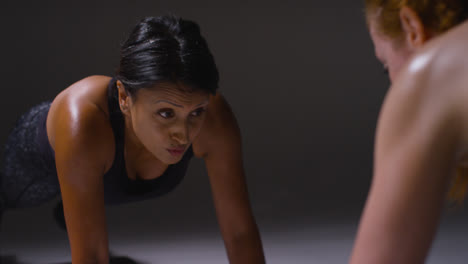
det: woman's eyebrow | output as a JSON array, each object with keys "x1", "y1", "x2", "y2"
[
  {"x1": 153, "y1": 100, "x2": 183, "y2": 108},
  {"x1": 195, "y1": 100, "x2": 209, "y2": 107},
  {"x1": 153, "y1": 99, "x2": 209, "y2": 108}
]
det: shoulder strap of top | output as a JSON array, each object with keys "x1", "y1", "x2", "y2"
[
  {"x1": 107, "y1": 77, "x2": 124, "y2": 141},
  {"x1": 104, "y1": 77, "x2": 125, "y2": 177}
]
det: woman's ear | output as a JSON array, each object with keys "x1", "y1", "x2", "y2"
[
  {"x1": 400, "y1": 6, "x2": 430, "y2": 49},
  {"x1": 116, "y1": 80, "x2": 131, "y2": 114}
]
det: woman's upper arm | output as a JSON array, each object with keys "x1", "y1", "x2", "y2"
[
  {"x1": 350, "y1": 69, "x2": 461, "y2": 264},
  {"x1": 193, "y1": 93, "x2": 255, "y2": 234},
  {"x1": 51, "y1": 99, "x2": 114, "y2": 263}
]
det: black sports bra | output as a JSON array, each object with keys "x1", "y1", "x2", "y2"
[{"x1": 40, "y1": 78, "x2": 194, "y2": 205}]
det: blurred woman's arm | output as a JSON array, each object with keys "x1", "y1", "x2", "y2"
[{"x1": 350, "y1": 63, "x2": 462, "y2": 264}]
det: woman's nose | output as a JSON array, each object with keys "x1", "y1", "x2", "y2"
[{"x1": 170, "y1": 122, "x2": 189, "y2": 145}]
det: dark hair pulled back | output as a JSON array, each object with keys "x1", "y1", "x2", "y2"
[{"x1": 114, "y1": 15, "x2": 219, "y2": 98}]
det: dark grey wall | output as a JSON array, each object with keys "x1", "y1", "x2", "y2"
[{"x1": 0, "y1": 0, "x2": 390, "y2": 231}]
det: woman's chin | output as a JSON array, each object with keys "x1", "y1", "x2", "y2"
[{"x1": 158, "y1": 152, "x2": 184, "y2": 165}]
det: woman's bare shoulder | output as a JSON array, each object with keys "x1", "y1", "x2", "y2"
[
  {"x1": 385, "y1": 26, "x2": 468, "y2": 161},
  {"x1": 51, "y1": 75, "x2": 112, "y2": 114},
  {"x1": 47, "y1": 75, "x2": 115, "y2": 169},
  {"x1": 192, "y1": 93, "x2": 241, "y2": 158},
  {"x1": 406, "y1": 21, "x2": 468, "y2": 92}
]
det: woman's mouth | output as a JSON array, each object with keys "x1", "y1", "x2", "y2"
[{"x1": 167, "y1": 146, "x2": 186, "y2": 157}]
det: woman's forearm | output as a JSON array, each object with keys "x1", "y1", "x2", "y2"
[{"x1": 225, "y1": 227, "x2": 266, "y2": 264}]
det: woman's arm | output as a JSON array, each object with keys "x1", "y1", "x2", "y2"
[
  {"x1": 349, "y1": 66, "x2": 461, "y2": 264},
  {"x1": 49, "y1": 94, "x2": 115, "y2": 264},
  {"x1": 193, "y1": 93, "x2": 265, "y2": 264}
]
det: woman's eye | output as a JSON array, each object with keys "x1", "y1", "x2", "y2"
[
  {"x1": 158, "y1": 110, "x2": 174, "y2": 118},
  {"x1": 191, "y1": 108, "x2": 206, "y2": 117}
]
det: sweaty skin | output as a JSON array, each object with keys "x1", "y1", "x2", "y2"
[
  {"x1": 350, "y1": 18, "x2": 468, "y2": 264},
  {"x1": 46, "y1": 76, "x2": 265, "y2": 264}
]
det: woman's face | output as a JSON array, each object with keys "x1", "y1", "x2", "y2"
[
  {"x1": 368, "y1": 18, "x2": 414, "y2": 82},
  {"x1": 123, "y1": 82, "x2": 210, "y2": 165}
]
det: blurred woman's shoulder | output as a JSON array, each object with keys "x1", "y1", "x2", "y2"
[
  {"x1": 395, "y1": 20, "x2": 468, "y2": 96},
  {"x1": 415, "y1": 20, "x2": 468, "y2": 80}
]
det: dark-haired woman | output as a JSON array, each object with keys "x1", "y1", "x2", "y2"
[
  {"x1": 350, "y1": 1, "x2": 468, "y2": 263},
  {"x1": 0, "y1": 16, "x2": 265, "y2": 263}
]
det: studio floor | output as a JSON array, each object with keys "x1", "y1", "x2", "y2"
[{"x1": 2, "y1": 201, "x2": 468, "y2": 264}]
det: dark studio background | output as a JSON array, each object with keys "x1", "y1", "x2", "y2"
[{"x1": 1, "y1": 1, "x2": 467, "y2": 263}]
